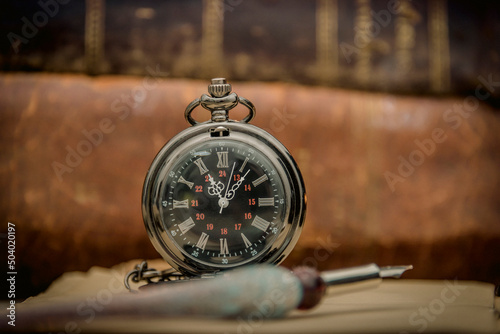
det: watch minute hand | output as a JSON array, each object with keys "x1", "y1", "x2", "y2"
[{"x1": 223, "y1": 162, "x2": 236, "y2": 198}]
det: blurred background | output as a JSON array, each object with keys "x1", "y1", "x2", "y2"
[{"x1": 1, "y1": 0, "x2": 499, "y2": 299}]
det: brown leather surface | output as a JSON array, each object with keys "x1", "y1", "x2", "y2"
[{"x1": 1, "y1": 73, "x2": 499, "y2": 298}]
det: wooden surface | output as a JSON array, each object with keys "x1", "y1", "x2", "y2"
[
  {"x1": 12, "y1": 260, "x2": 500, "y2": 334},
  {"x1": 1, "y1": 73, "x2": 500, "y2": 299}
]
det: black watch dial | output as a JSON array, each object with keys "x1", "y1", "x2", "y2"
[{"x1": 160, "y1": 139, "x2": 287, "y2": 268}]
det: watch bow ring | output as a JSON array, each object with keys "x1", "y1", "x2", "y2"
[
  {"x1": 141, "y1": 78, "x2": 306, "y2": 277},
  {"x1": 184, "y1": 78, "x2": 255, "y2": 125}
]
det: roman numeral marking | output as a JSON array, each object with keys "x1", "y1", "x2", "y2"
[
  {"x1": 241, "y1": 233, "x2": 252, "y2": 248},
  {"x1": 196, "y1": 232, "x2": 209, "y2": 250},
  {"x1": 258, "y1": 197, "x2": 275, "y2": 207},
  {"x1": 172, "y1": 199, "x2": 189, "y2": 209},
  {"x1": 217, "y1": 151, "x2": 229, "y2": 168},
  {"x1": 251, "y1": 215, "x2": 270, "y2": 232},
  {"x1": 178, "y1": 176, "x2": 194, "y2": 189},
  {"x1": 178, "y1": 217, "x2": 195, "y2": 235},
  {"x1": 220, "y1": 238, "x2": 229, "y2": 255},
  {"x1": 252, "y1": 174, "x2": 268, "y2": 187},
  {"x1": 239, "y1": 157, "x2": 249, "y2": 173},
  {"x1": 193, "y1": 158, "x2": 209, "y2": 175}
]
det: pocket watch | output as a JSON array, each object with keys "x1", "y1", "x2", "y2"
[{"x1": 141, "y1": 78, "x2": 306, "y2": 277}]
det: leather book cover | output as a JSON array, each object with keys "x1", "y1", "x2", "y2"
[{"x1": 1, "y1": 0, "x2": 499, "y2": 98}]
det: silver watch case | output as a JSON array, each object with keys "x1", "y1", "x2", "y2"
[{"x1": 142, "y1": 121, "x2": 306, "y2": 276}]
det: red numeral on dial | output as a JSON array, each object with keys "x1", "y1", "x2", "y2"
[
  {"x1": 195, "y1": 185, "x2": 203, "y2": 192},
  {"x1": 196, "y1": 213, "x2": 205, "y2": 220},
  {"x1": 244, "y1": 213, "x2": 252, "y2": 220}
]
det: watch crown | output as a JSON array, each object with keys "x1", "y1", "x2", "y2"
[{"x1": 208, "y1": 78, "x2": 232, "y2": 98}]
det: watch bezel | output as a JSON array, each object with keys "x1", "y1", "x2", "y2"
[{"x1": 142, "y1": 121, "x2": 306, "y2": 276}]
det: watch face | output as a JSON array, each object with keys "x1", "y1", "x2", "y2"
[{"x1": 160, "y1": 139, "x2": 287, "y2": 268}]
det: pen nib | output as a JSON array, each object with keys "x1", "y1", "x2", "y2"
[{"x1": 379, "y1": 265, "x2": 413, "y2": 279}]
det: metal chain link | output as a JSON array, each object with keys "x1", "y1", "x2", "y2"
[{"x1": 124, "y1": 261, "x2": 188, "y2": 292}]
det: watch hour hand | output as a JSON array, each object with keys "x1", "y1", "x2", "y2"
[
  {"x1": 226, "y1": 169, "x2": 250, "y2": 201},
  {"x1": 219, "y1": 162, "x2": 236, "y2": 213},
  {"x1": 207, "y1": 174, "x2": 224, "y2": 197}
]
